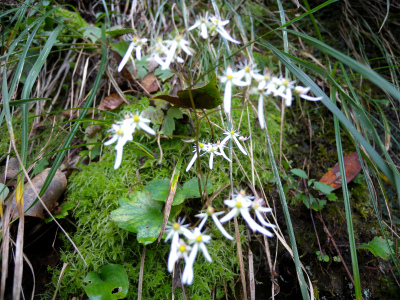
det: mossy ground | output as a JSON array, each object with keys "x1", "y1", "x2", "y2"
[{"x1": 47, "y1": 94, "x2": 285, "y2": 299}]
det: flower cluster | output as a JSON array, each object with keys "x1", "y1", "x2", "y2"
[
  {"x1": 166, "y1": 190, "x2": 275, "y2": 285},
  {"x1": 104, "y1": 111, "x2": 156, "y2": 169},
  {"x1": 185, "y1": 129, "x2": 247, "y2": 172},
  {"x1": 220, "y1": 63, "x2": 322, "y2": 128}
]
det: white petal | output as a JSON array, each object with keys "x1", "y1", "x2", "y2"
[
  {"x1": 180, "y1": 41, "x2": 193, "y2": 56},
  {"x1": 233, "y1": 135, "x2": 247, "y2": 155},
  {"x1": 232, "y1": 78, "x2": 250, "y2": 87},
  {"x1": 220, "y1": 20, "x2": 229, "y2": 26},
  {"x1": 255, "y1": 210, "x2": 276, "y2": 228},
  {"x1": 211, "y1": 214, "x2": 234, "y2": 240},
  {"x1": 223, "y1": 81, "x2": 232, "y2": 114},
  {"x1": 176, "y1": 56, "x2": 184, "y2": 63},
  {"x1": 223, "y1": 199, "x2": 237, "y2": 208},
  {"x1": 216, "y1": 27, "x2": 240, "y2": 44},
  {"x1": 300, "y1": 94, "x2": 322, "y2": 101},
  {"x1": 114, "y1": 147, "x2": 123, "y2": 169},
  {"x1": 139, "y1": 122, "x2": 156, "y2": 135},
  {"x1": 182, "y1": 244, "x2": 198, "y2": 285},
  {"x1": 200, "y1": 23, "x2": 208, "y2": 39},
  {"x1": 136, "y1": 46, "x2": 142, "y2": 61},
  {"x1": 118, "y1": 42, "x2": 135, "y2": 72},
  {"x1": 197, "y1": 215, "x2": 208, "y2": 230},
  {"x1": 180, "y1": 226, "x2": 195, "y2": 240},
  {"x1": 199, "y1": 243, "x2": 212, "y2": 262},
  {"x1": 188, "y1": 21, "x2": 200, "y2": 31},
  {"x1": 242, "y1": 209, "x2": 274, "y2": 237},
  {"x1": 209, "y1": 152, "x2": 214, "y2": 170},
  {"x1": 219, "y1": 208, "x2": 238, "y2": 223},
  {"x1": 186, "y1": 152, "x2": 198, "y2": 172},
  {"x1": 258, "y1": 94, "x2": 265, "y2": 129},
  {"x1": 163, "y1": 42, "x2": 178, "y2": 70},
  {"x1": 153, "y1": 55, "x2": 165, "y2": 66},
  {"x1": 285, "y1": 88, "x2": 292, "y2": 107},
  {"x1": 168, "y1": 241, "x2": 179, "y2": 273},
  {"x1": 104, "y1": 135, "x2": 118, "y2": 146}
]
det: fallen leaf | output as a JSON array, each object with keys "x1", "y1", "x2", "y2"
[
  {"x1": 9, "y1": 168, "x2": 67, "y2": 219},
  {"x1": 318, "y1": 152, "x2": 362, "y2": 191},
  {"x1": 98, "y1": 93, "x2": 125, "y2": 111},
  {"x1": 141, "y1": 72, "x2": 159, "y2": 93},
  {"x1": 150, "y1": 74, "x2": 222, "y2": 109}
]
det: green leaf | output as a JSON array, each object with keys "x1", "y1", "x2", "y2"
[
  {"x1": 301, "y1": 194, "x2": 326, "y2": 211},
  {"x1": 80, "y1": 26, "x2": 102, "y2": 43},
  {"x1": 151, "y1": 74, "x2": 222, "y2": 109},
  {"x1": 141, "y1": 106, "x2": 164, "y2": 125},
  {"x1": 358, "y1": 236, "x2": 393, "y2": 259},
  {"x1": 106, "y1": 28, "x2": 134, "y2": 37},
  {"x1": 173, "y1": 177, "x2": 212, "y2": 206},
  {"x1": 290, "y1": 168, "x2": 308, "y2": 179},
  {"x1": 154, "y1": 67, "x2": 174, "y2": 82},
  {"x1": 316, "y1": 251, "x2": 330, "y2": 262},
  {"x1": 163, "y1": 107, "x2": 183, "y2": 135},
  {"x1": 84, "y1": 264, "x2": 129, "y2": 300},
  {"x1": 110, "y1": 190, "x2": 164, "y2": 245},
  {"x1": 144, "y1": 179, "x2": 170, "y2": 201},
  {"x1": 0, "y1": 183, "x2": 9, "y2": 203},
  {"x1": 313, "y1": 181, "x2": 335, "y2": 195},
  {"x1": 110, "y1": 41, "x2": 129, "y2": 58}
]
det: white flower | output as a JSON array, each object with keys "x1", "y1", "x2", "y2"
[
  {"x1": 236, "y1": 61, "x2": 258, "y2": 85},
  {"x1": 195, "y1": 206, "x2": 233, "y2": 240},
  {"x1": 147, "y1": 37, "x2": 169, "y2": 66},
  {"x1": 209, "y1": 15, "x2": 240, "y2": 44},
  {"x1": 294, "y1": 86, "x2": 322, "y2": 102},
  {"x1": 188, "y1": 13, "x2": 209, "y2": 39},
  {"x1": 251, "y1": 198, "x2": 276, "y2": 230},
  {"x1": 220, "y1": 190, "x2": 274, "y2": 237},
  {"x1": 130, "y1": 111, "x2": 156, "y2": 135},
  {"x1": 104, "y1": 118, "x2": 135, "y2": 169},
  {"x1": 219, "y1": 129, "x2": 247, "y2": 161},
  {"x1": 160, "y1": 35, "x2": 193, "y2": 70},
  {"x1": 168, "y1": 239, "x2": 191, "y2": 273},
  {"x1": 118, "y1": 36, "x2": 148, "y2": 72},
  {"x1": 250, "y1": 86, "x2": 267, "y2": 129},
  {"x1": 220, "y1": 66, "x2": 249, "y2": 114},
  {"x1": 205, "y1": 143, "x2": 223, "y2": 170},
  {"x1": 165, "y1": 219, "x2": 194, "y2": 246},
  {"x1": 273, "y1": 77, "x2": 296, "y2": 106},
  {"x1": 182, "y1": 228, "x2": 212, "y2": 285},
  {"x1": 185, "y1": 142, "x2": 209, "y2": 172}
]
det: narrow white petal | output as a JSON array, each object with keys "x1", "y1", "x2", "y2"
[
  {"x1": 114, "y1": 147, "x2": 123, "y2": 169},
  {"x1": 219, "y1": 146, "x2": 230, "y2": 162},
  {"x1": 163, "y1": 42, "x2": 178, "y2": 70},
  {"x1": 255, "y1": 210, "x2": 276, "y2": 228},
  {"x1": 300, "y1": 94, "x2": 322, "y2": 101},
  {"x1": 285, "y1": 88, "x2": 292, "y2": 107},
  {"x1": 199, "y1": 243, "x2": 212, "y2": 262},
  {"x1": 153, "y1": 55, "x2": 165, "y2": 66},
  {"x1": 219, "y1": 208, "x2": 238, "y2": 223},
  {"x1": 182, "y1": 244, "x2": 198, "y2": 285},
  {"x1": 168, "y1": 244, "x2": 178, "y2": 273},
  {"x1": 180, "y1": 226, "x2": 194, "y2": 240},
  {"x1": 198, "y1": 215, "x2": 208, "y2": 230},
  {"x1": 211, "y1": 214, "x2": 234, "y2": 240},
  {"x1": 232, "y1": 78, "x2": 250, "y2": 87},
  {"x1": 223, "y1": 199, "x2": 237, "y2": 208},
  {"x1": 258, "y1": 94, "x2": 265, "y2": 129},
  {"x1": 220, "y1": 20, "x2": 230, "y2": 26},
  {"x1": 139, "y1": 122, "x2": 156, "y2": 135},
  {"x1": 104, "y1": 135, "x2": 118, "y2": 146},
  {"x1": 200, "y1": 23, "x2": 208, "y2": 39},
  {"x1": 242, "y1": 209, "x2": 274, "y2": 237},
  {"x1": 216, "y1": 27, "x2": 240, "y2": 44},
  {"x1": 188, "y1": 21, "x2": 200, "y2": 31},
  {"x1": 136, "y1": 46, "x2": 142, "y2": 60},
  {"x1": 186, "y1": 152, "x2": 198, "y2": 172},
  {"x1": 180, "y1": 42, "x2": 193, "y2": 56},
  {"x1": 223, "y1": 81, "x2": 232, "y2": 114},
  {"x1": 233, "y1": 135, "x2": 247, "y2": 155},
  {"x1": 118, "y1": 42, "x2": 135, "y2": 72},
  {"x1": 209, "y1": 152, "x2": 214, "y2": 170}
]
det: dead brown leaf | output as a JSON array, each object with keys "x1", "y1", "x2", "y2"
[
  {"x1": 98, "y1": 93, "x2": 125, "y2": 111},
  {"x1": 141, "y1": 72, "x2": 159, "y2": 93},
  {"x1": 318, "y1": 152, "x2": 362, "y2": 191},
  {"x1": 9, "y1": 168, "x2": 67, "y2": 219}
]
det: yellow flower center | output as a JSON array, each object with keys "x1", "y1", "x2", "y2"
[
  {"x1": 199, "y1": 143, "x2": 204, "y2": 148},
  {"x1": 245, "y1": 66, "x2": 250, "y2": 72},
  {"x1": 264, "y1": 75, "x2": 270, "y2": 81},
  {"x1": 201, "y1": 18, "x2": 205, "y2": 23},
  {"x1": 172, "y1": 223, "x2": 180, "y2": 230},
  {"x1": 254, "y1": 204, "x2": 258, "y2": 209},
  {"x1": 132, "y1": 36, "x2": 138, "y2": 42},
  {"x1": 236, "y1": 202, "x2": 242, "y2": 208},
  {"x1": 230, "y1": 130, "x2": 235, "y2": 135},
  {"x1": 179, "y1": 245, "x2": 186, "y2": 252},
  {"x1": 210, "y1": 147, "x2": 214, "y2": 152},
  {"x1": 283, "y1": 79, "x2": 289, "y2": 86},
  {"x1": 227, "y1": 74, "x2": 233, "y2": 80},
  {"x1": 117, "y1": 129, "x2": 124, "y2": 136},
  {"x1": 196, "y1": 236, "x2": 202, "y2": 242},
  {"x1": 133, "y1": 115, "x2": 140, "y2": 122}
]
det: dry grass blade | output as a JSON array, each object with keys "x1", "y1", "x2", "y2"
[
  {"x1": 137, "y1": 246, "x2": 146, "y2": 300},
  {"x1": 0, "y1": 204, "x2": 12, "y2": 299},
  {"x1": 13, "y1": 177, "x2": 24, "y2": 300}
]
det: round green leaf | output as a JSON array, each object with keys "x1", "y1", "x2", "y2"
[{"x1": 84, "y1": 264, "x2": 129, "y2": 300}]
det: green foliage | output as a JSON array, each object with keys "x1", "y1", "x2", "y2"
[
  {"x1": 84, "y1": 264, "x2": 129, "y2": 300},
  {"x1": 164, "y1": 107, "x2": 183, "y2": 135},
  {"x1": 358, "y1": 236, "x2": 393, "y2": 259},
  {"x1": 0, "y1": 183, "x2": 9, "y2": 203}
]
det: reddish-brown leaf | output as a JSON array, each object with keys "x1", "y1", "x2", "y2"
[
  {"x1": 319, "y1": 152, "x2": 362, "y2": 190},
  {"x1": 98, "y1": 93, "x2": 125, "y2": 111},
  {"x1": 141, "y1": 72, "x2": 159, "y2": 93}
]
